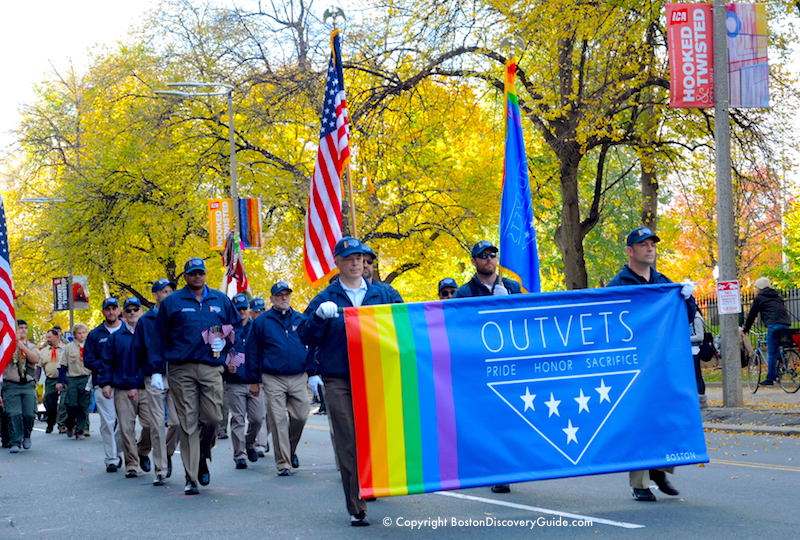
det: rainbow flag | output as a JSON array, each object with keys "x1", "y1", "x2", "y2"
[
  {"x1": 238, "y1": 197, "x2": 262, "y2": 250},
  {"x1": 344, "y1": 286, "x2": 708, "y2": 498}
]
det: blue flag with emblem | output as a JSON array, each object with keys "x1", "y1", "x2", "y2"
[{"x1": 499, "y1": 60, "x2": 540, "y2": 293}]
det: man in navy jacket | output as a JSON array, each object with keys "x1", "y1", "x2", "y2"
[
  {"x1": 151, "y1": 258, "x2": 239, "y2": 495},
  {"x1": 248, "y1": 281, "x2": 309, "y2": 477},
  {"x1": 298, "y1": 238, "x2": 400, "y2": 527}
]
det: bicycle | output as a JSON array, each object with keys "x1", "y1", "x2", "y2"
[{"x1": 745, "y1": 330, "x2": 800, "y2": 394}]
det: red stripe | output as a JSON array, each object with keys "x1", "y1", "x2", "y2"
[{"x1": 345, "y1": 307, "x2": 374, "y2": 497}]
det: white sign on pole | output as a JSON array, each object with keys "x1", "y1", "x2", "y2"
[{"x1": 716, "y1": 280, "x2": 742, "y2": 314}]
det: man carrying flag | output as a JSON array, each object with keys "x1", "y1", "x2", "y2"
[{"x1": 303, "y1": 29, "x2": 350, "y2": 286}]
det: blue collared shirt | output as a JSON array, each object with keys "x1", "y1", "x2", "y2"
[{"x1": 340, "y1": 278, "x2": 368, "y2": 307}]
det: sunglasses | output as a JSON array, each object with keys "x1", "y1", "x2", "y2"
[
  {"x1": 237, "y1": 307, "x2": 249, "y2": 312},
  {"x1": 476, "y1": 252, "x2": 497, "y2": 259},
  {"x1": 124, "y1": 307, "x2": 140, "y2": 313},
  {"x1": 439, "y1": 290, "x2": 454, "y2": 298}
]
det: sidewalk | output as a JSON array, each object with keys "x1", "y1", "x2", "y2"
[{"x1": 702, "y1": 383, "x2": 800, "y2": 435}]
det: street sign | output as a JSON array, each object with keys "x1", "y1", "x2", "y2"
[{"x1": 716, "y1": 280, "x2": 742, "y2": 314}]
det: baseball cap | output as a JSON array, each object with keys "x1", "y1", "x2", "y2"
[
  {"x1": 232, "y1": 293, "x2": 249, "y2": 309},
  {"x1": 102, "y1": 297, "x2": 119, "y2": 309},
  {"x1": 123, "y1": 297, "x2": 141, "y2": 309},
  {"x1": 334, "y1": 237, "x2": 362, "y2": 257},
  {"x1": 471, "y1": 240, "x2": 498, "y2": 258},
  {"x1": 270, "y1": 281, "x2": 292, "y2": 295},
  {"x1": 438, "y1": 277, "x2": 458, "y2": 291},
  {"x1": 250, "y1": 297, "x2": 266, "y2": 311},
  {"x1": 184, "y1": 257, "x2": 207, "y2": 274},
  {"x1": 361, "y1": 244, "x2": 376, "y2": 260},
  {"x1": 626, "y1": 227, "x2": 660, "y2": 246},
  {"x1": 151, "y1": 278, "x2": 177, "y2": 293}
]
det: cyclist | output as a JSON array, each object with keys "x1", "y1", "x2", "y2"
[{"x1": 742, "y1": 277, "x2": 791, "y2": 386}]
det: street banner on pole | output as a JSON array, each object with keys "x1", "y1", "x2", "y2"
[
  {"x1": 344, "y1": 284, "x2": 708, "y2": 497},
  {"x1": 52, "y1": 277, "x2": 69, "y2": 311},
  {"x1": 667, "y1": 3, "x2": 715, "y2": 108},
  {"x1": 208, "y1": 198, "x2": 234, "y2": 251},
  {"x1": 238, "y1": 197, "x2": 263, "y2": 250},
  {"x1": 727, "y1": 3, "x2": 769, "y2": 108}
]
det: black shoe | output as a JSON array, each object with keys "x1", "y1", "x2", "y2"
[
  {"x1": 291, "y1": 453, "x2": 299, "y2": 468},
  {"x1": 106, "y1": 463, "x2": 119, "y2": 473},
  {"x1": 217, "y1": 432, "x2": 229, "y2": 440},
  {"x1": 166, "y1": 455, "x2": 173, "y2": 478},
  {"x1": 257, "y1": 450, "x2": 266, "y2": 458},
  {"x1": 632, "y1": 488, "x2": 657, "y2": 501},
  {"x1": 264, "y1": 441, "x2": 270, "y2": 453},
  {"x1": 45, "y1": 425, "x2": 54, "y2": 434},
  {"x1": 247, "y1": 447, "x2": 259, "y2": 463},
  {"x1": 350, "y1": 512, "x2": 370, "y2": 527},
  {"x1": 491, "y1": 484, "x2": 511, "y2": 493},
  {"x1": 184, "y1": 479, "x2": 199, "y2": 495},
  {"x1": 759, "y1": 379, "x2": 775, "y2": 386},
  {"x1": 235, "y1": 458, "x2": 248, "y2": 470},
  {"x1": 649, "y1": 470, "x2": 679, "y2": 496},
  {"x1": 125, "y1": 470, "x2": 138, "y2": 479},
  {"x1": 277, "y1": 468, "x2": 291, "y2": 476},
  {"x1": 198, "y1": 458, "x2": 210, "y2": 486},
  {"x1": 139, "y1": 454, "x2": 152, "y2": 473},
  {"x1": 364, "y1": 497, "x2": 377, "y2": 502},
  {"x1": 153, "y1": 474, "x2": 165, "y2": 486},
  {"x1": 66, "y1": 429, "x2": 74, "y2": 438}
]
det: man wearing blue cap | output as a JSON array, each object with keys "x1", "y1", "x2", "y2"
[
  {"x1": 299, "y1": 237, "x2": 399, "y2": 526},
  {"x1": 607, "y1": 226, "x2": 695, "y2": 502},
  {"x1": 152, "y1": 257, "x2": 239, "y2": 495},
  {"x1": 360, "y1": 244, "x2": 403, "y2": 303},
  {"x1": 437, "y1": 277, "x2": 458, "y2": 299},
  {"x1": 454, "y1": 240, "x2": 521, "y2": 494},
  {"x1": 248, "y1": 281, "x2": 309, "y2": 476},
  {"x1": 135, "y1": 278, "x2": 179, "y2": 485},
  {"x1": 225, "y1": 293, "x2": 264, "y2": 470},
  {"x1": 248, "y1": 296, "x2": 271, "y2": 456},
  {"x1": 84, "y1": 297, "x2": 124, "y2": 472}
]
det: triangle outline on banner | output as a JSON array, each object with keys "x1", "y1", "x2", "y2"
[{"x1": 487, "y1": 370, "x2": 640, "y2": 465}]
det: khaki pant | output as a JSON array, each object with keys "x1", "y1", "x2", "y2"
[
  {"x1": 263, "y1": 373, "x2": 309, "y2": 470},
  {"x1": 168, "y1": 362, "x2": 223, "y2": 483},
  {"x1": 140, "y1": 376, "x2": 180, "y2": 475},
  {"x1": 94, "y1": 386, "x2": 122, "y2": 466},
  {"x1": 226, "y1": 383, "x2": 265, "y2": 461},
  {"x1": 323, "y1": 376, "x2": 365, "y2": 516},
  {"x1": 114, "y1": 388, "x2": 151, "y2": 472},
  {"x1": 1, "y1": 381, "x2": 37, "y2": 447},
  {"x1": 629, "y1": 468, "x2": 675, "y2": 489}
]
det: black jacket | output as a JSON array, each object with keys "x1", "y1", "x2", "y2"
[
  {"x1": 743, "y1": 288, "x2": 791, "y2": 331},
  {"x1": 454, "y1": 274, "x2": 522, "y2": 298}
]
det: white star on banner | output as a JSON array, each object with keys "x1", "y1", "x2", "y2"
[
  {"x1": 595, "y1": 379, "x2": 612, "y2": 403},
  {"x1": 545, "y1": 392, "x2": 561, "y2": 418},
  {"x1": 574, "y1": 388, "x2": 590, "y2": 413},
  {"x1": 520, "y1": 387, "x2": 536, "y2": 412},
  {"x1": 563, "y1": 419, "x2": 579, "y2": 444}
]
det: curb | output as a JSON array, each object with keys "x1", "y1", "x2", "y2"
[{"x1": 703, "y1": 422, "x2": 800, "y2": 436}]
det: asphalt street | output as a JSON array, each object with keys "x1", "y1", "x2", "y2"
[{"x1": 1, "y1": 412, "x2": 798, "y2": 539}]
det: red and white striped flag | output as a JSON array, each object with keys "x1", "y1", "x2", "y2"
[
  {"x1": 0, "y1": 195, "x2": 17, "y2": 374},
  {"x1": 304, "y1": 30, "x2": 350, "y2": 285}
]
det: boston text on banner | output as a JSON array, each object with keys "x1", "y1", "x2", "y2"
[{"x1": 344, "y1": 284, "x2": 708, "y2": 498}]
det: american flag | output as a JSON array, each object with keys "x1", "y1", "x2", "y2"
[
  {"x1": 304, "y1": 30, "x2": 350, "y2": 285},
  {"x1": 0, "y1": 195, "x2": 17, "y2": 374}
]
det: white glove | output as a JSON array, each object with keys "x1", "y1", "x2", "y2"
[
  {"x1": 308, "y1": 375, "x2": 323, "y2": 397},
  {"x1": 211, "y1": 337, "x2": 225, "y2": 353},
  {"x1": 680, "y1": 279, "x2": 695, "y2": 299},
  {"x1": 315, "y1": 301, "x2": 339, "y2": 320},
  {"x1": 150, "y1": 373, "x2": 165, "y2": 390}
]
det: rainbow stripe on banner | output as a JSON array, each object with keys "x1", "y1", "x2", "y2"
[
  {"x1": 345, "y1": 302, "x2": 459, "y2": 498},
  {"x1": 238, "y1": 198, "x2": 262, "y2": 250}
]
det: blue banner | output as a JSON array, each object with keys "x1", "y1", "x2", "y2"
[{"x1": 445, "y1": 283, "x2": 707, "y2": 486}]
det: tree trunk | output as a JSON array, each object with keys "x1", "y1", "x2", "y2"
[{"x1": 553, "y1": 141, "x2": 589, "y2": 290}]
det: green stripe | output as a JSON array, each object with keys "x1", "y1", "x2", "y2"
[
  {"x1": 393, "y1": 304, "x2": 423, "y2": 488},
  {"x1": 508, "y1": 92, "x2": 518, "y2": 106}
]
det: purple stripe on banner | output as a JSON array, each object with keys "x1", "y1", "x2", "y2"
[{"x1": 425, "y1": 303, "x2": 459, "y2": 490}]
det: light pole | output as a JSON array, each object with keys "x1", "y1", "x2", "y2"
[
  {"x1": 19, "y1": 197, "x2": 74, "y2": 330},
  {"x1": 154, "y1": 82, "x2": 239, "y2": 229}
]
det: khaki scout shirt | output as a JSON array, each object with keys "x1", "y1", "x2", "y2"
[
  {"x1": 61, "y1": 341, "x2": 92, "y2": 377},
  {"x1": 2, "y1": 340, "x2": 39, "y2": 383},
  {"x1": 38, "y1": 344, "x2": 65, "y2": 379}
]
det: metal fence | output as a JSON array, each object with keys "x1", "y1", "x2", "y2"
[{"x1": 696, "y1": 287, "x2": 800, "y2": 332}]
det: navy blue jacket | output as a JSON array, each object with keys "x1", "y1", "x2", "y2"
[
  {"x1": 100, "y1": 323, "x2": 143, "y2": 390},
  {"x1": 454, "y1": 274, "x2": 522, "y2": 298},
  {"x1": 247, "y1": 307, "x2": 308, "y2": 376},
  {"x1": 607, "y1": 264, "x2": 672, "y2": 287},
  {"x1": 298, "y1": 280, "x2": 399, "y2": 378},
  {"x1": 151, "y1": 285, "x2": 239, "y2": 368},
  {"x1": 134, "y1": 309, "x2": 162, "y2": 376},
  {"x1": 84, "y1": 322, "x2": 122, "y2": 381},
  {"x1": 222, "y1": 322, "x2": 260, "y2": 384},
  {"x1": 371, "y1": 280, "x2": 404, "y2": 304}
]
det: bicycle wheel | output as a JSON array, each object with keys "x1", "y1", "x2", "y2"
[
  {"x1": 778, "y1": 349, "x2": 800, "y2": 393},
  {"x1": 746, "y1": 349, "x2": 762, "y2": 394}
]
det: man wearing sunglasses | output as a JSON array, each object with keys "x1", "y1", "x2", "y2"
[
  {"x1": 437, "y1": 278, "x2": 458, "y2": 300},
  {"x1": 454, "y1": 240, "x2": 521, "y2": 494}
]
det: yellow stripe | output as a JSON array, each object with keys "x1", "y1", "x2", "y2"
[
  {"x1": 375, "y1": 304, "x2": 408, "y2": 495},
  {"x1": 711, "y1": 458, "x2": 800, "y2": 473}
]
